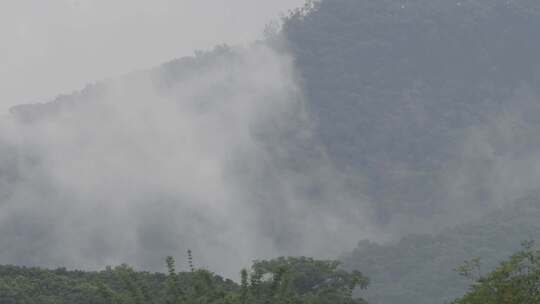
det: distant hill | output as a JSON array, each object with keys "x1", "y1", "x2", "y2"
[{"x1": 341, "y1": 193, "x2": 540, "y2": 304}]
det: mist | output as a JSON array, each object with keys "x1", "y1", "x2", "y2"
[
  {"x1": 1, "y1": 41, "x2": 537, "y2": 279},
  {"x1": 0, "y1": 0, "x2": 305, "y2": 112},
  {"x1": 0, "y1": 42, "x2": 379, "y2": 277}
]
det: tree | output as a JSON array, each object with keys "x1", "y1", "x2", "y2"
[
  {"x1": 243, "y1": 257, "x2": 369, "y2": 304},
  {"x1": 453, "y1": 241, "x2": 540, "y2": 304}
]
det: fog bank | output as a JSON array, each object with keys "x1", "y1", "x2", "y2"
[{"x1": 0, "y1": 44, "x2": 378, "y2": 277}]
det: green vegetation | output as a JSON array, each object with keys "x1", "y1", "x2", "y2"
[
  {"x1": 453, "y1": 241, "x2": 540, "y2": 303},
  {"x1": 3, "y1": 241, "x2": 540, "y2": 304},
  {"x1": 0, "y1": 256, "x2": 368, "y2": 304}
]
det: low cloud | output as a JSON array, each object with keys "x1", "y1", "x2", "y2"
[{"x1": 0, "y1": 43, "x2": 378, "y2": 277}]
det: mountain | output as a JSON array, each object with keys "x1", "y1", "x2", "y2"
[
  {"x1": 9, "y1": 0, "x2": 540, "y2": 246},
  {"x1": 2, "y1": 0, "x2": 540, "y2": 299},
  {"x1": 283, "y1": 0, "x2": 540, "y2": 231}
]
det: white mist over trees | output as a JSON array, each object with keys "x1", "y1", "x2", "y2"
[
  {"x1": 0, "y1": 0, "x2": 305, "y2": 112},
  {"x1": 0, "y1": 43, "x2": 377, "y2": 277}
]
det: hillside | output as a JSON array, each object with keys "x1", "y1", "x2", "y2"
[
  {"x1": 6, "y1": 0, "x2": 540, "y2": 253},
  {"x1": 342, "y1": 194, "x2": 540, "y2": 304},
  {"x1": 283, "y1": 0, "x2": 540, "y2": 231}
]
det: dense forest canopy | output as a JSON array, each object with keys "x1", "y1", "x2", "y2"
[
  {"x1": 0, "y1": 256, "x2": 368, "y2": 304},
  {"x1": 283, "y1": 0, "x2": 540, "y2": 230}
]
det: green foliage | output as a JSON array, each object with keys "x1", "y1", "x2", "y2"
[
  {"x1": 0, "y1": 256, "x2": 367, "y2": 304},
  {"x1": 453, "y1": 241, "x2": 540, "y2": 303},
  {"x1": 242, "y1": 257, "x2": 369, "y2": 304}
]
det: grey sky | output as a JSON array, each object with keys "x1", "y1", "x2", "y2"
[{"x1": 0, "y1": 0, "x2": 305, "y2": 112}]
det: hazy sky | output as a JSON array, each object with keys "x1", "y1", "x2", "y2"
[{"x1": 0, "y1": 0, "x2": 305, "y2": 112}]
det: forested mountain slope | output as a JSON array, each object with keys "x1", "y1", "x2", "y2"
[
  {"x1": 4, "y1": 45, "x2": 359, "y2": 274},
  {"x1": 283, "y1": 0, "x2": 540, "y2": 230}
]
